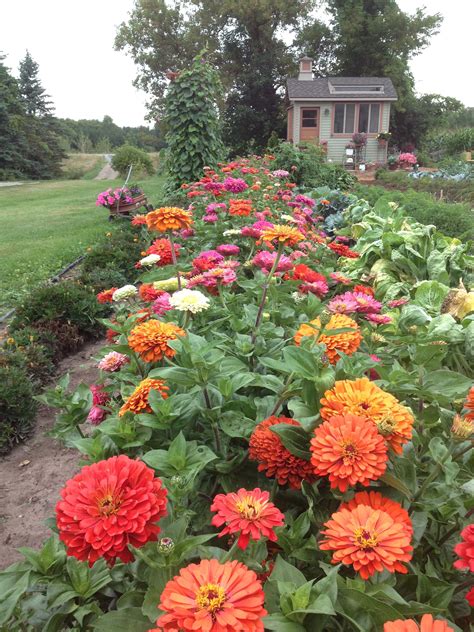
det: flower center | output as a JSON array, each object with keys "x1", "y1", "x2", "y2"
[
  {"x1": 235, "y1": 497, "x2": 263, "y2": 520},
  {"x1": 354, "y1": 527, "x2": 378, "y2": 549},
  {"x1": 341, "y1": 441, "x2": 359, "y2": 462},
  {"x1": 195, "y1": 583, "x2": 226, "y2": 615},
  {"x1": 360, "y1": 402, "x2": 370, "y2": 411},
  {"x1": 97, "y1": 492, "x2": 121, "y2": 516},
  {"x1": 377, "y1": 416, "x2": 397, "y2": 435}
]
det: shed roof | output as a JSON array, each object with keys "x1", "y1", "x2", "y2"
[{"x1": 287, "y1": 77, "x2": 397, "y2": 101}]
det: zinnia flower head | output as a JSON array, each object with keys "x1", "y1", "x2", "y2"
[
  {"x1": 351, "y1": 292, "x2": 382, "y2": 314},
  {"x1": 252, "y1": 250, "x2": 293, "y2": 273},
  {"x1": 249, "y1": 416, "x2": 316, "y2": 489},
  {"x1": 260, "y1": 224, "x2": 304, "y2": 247},
  {"x1": 328, "y1": 294, "x2": 359, "y2": 314},
  {"x1": 310, "y1": 413, "x2": 388, "y2": 492},
  {"x1": 193, "y1": 250, "x2": 224, "y2": 272},
  {"x1": 320, "y1": 377, "x2": 414, "y2": 454},
  {"x1": 388, "y1": 297, "x2": 409, "y2": 308},
  {"x1": 451, "y1": 414, "x2": 473, "y2": 440},
  {"x1": 128, "y1": 319, "x2": 186, "y2": 362},
  {"x1": 152, "y1": 293, "x2": 172, "y2": 316},
  {"x1": 112, "y1": 285, "x2": 138, "y2": 301},
  {"x1": 97, "y1": 287, "x2": 117, "y2": 303},
  {"x1": 272, "y1": 169, "x2": 290, "y2": 178},
  {"x1": 131, "y1": 214, "x2": 147, "y2": 226},
  {"x1": 211, "y1": 488, "x2": 284, "y2": 550},
  {"x1": 366, "y1": 314, "x2": 392, "y2": 325},
  {"x1": 339, "y1": 491, "x2": 413, "y2": 537},
  {"x1": 216, "y1": 244, "x2": 240, "y2": 256},
  {"x1": 139, "y1": 254, "x2": 161, "y2": 267},
  {"x1": 229, "y1": 199, "x2": 253, "y2": 216},
  {"x1": 156, "y1": 559, "x2": 266, "y2": 632},
  {"x1": 169, "y1": 288, "x2": 210, "y2": 313},
  {"x1": 119, "y1": 377, "x2": 169, "y2": 416},
  {"x1": 328, "y1": 241, "x2": 359, "y2": 258},
  {"x1": 146, "y1": 207, "x2": 193, "y2": 232},
  {"x1": 153, "y1": 277, "x2": 186, "y2": 292},
  {"x1": 223, "y1": 177, "x2": 248, "y2": 193},
  {"x1": 384, "y1": 614, "x2": 455, "y2": 632},
  {"x1": 56, "y1": 455, "x2": 167, "y2": 566},
  {"x1": 453, "y1": 523, "x2": 474, "y2": 572},
  {"x1": 241, "y1": 221, "x2": 274, "y2": 238},
  {"x1": 294, "y1": 314, "x2": 362, "y2": 365},
  {"x1": 98, "y1": 351, "x2": 129, "y2": 372},
  {"x1": 139, "y1": 283, "x2": 164, "y2": 302},
  {"x1": 462, "y1": 385, "x2": 474, "y2": 420},
  {"x1": 87, "y1": 406, "x2": 107, "y2": 425},
  {"x1": 330, "y1": 271, "x2": 352, "y2": 284},
  {"x1": 146, "y1": 238, "x2": 179, "y2": 266},
  {"x1": 320, "y1": 499, "x2": 413, "y2": 579}
]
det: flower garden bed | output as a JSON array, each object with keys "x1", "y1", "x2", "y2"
[{"x1": 1, "y1": 157, "x2": 473, "y2": 631}]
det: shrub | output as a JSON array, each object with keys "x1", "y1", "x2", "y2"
[
  {"x1": 111, "y1": 144, "x2": 154, "y2": 178},
  {"x1": 79, "y1": 267, "x2": 129, "y2": 292},
  {"x1": 0, "y1": 364, "x2": 37, "y2": 454},
  {"x1": 9, "y1": 281, "x2": 109, "y2": 339},
  {"x1": 0, "y1": 343, "x2": 55, "y2": 388},
  {"x1": 81, "y1": 232, "x2": 143, "y2": 278}
]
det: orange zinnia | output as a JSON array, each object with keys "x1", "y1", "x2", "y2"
[
  {"x1": 119, "y1": 378, "x2": 169, "y2": 417},
  {"x1": 211, "y1": 488, "x2": 284, "y2": 550},
  {"x1": 462, "y1": 385, "x2": 474, "y2": 420},
  {"x1": 320, "y1": 377, "x2": 414, "y2": 454},
  {"x1": 128, "y1": 319, "x2": 185, "y2": 363},
  {"x1": 320, "y1": 501, "x2": 413, "y2": 579},
  {"x1": 229, "y1": 198, "x2": 252, "y2": 216},
  {"x1": 156, "y1": 559, "x2": 266, "y2": 631},
  {"x1": 294, "y1": 314, "x2": 362, "y2": 364},
  {"x1": 146, "y1": 206, "x2": 193, "y2": 232},
  {"x1": 310, "y1": 413, "x2": 388, "y2": 492},
  {"x1": 339, "y1": 491, "x2": 413, "y2": 537},
  {"x1": 260, "y1": 224, "x2": 304, "y2": 246},
  {"x1": 384, "y1": 614, "x2": 455, "y2": 632},
  {"x1": 249, "y1": 416, "x2": 316, "y2": 489}
]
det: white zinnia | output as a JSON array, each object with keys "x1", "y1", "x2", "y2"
[
  {"x1": 169, "y1": 289, "x2": 210, "y2": 313},
  {"x1": 223, "y1": 229, "x2": 241, "y2": 237},
  {"x1": 112, "y1": 285, "x2": 138, "y2": 301},
  {"x1": 281, "y1": 214, "x2": 298, "y2": 223},
  {"x1": 139, "y1": 254, "x2": 161, "y2": 266},
  {"x1": 292, "y1": 291, "x2": 306, "y2": 304}
]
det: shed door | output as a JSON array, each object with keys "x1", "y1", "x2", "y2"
[{"x1": 300, "y1": 108, "x2": 319, "y2": 142}]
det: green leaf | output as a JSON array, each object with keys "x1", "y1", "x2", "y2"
[
  {"x1": 414, "y1": 280, "x2": 450, "y2": 315},
  {"x1": 423, "y1": 369, "x2": 472, "y2": 401},
  {"x1": 282, "y1": 345, "x2": 321, "y2": 380},
  {"x1": 263, "y1": 614, "x2": 306, "y2": 631},
  {"x1": 268, "y1": 556, "x2": 307, "y2": 587},
  {"x1": 288, "y1": 593, "x2": 336, "y2": 616},
  {"x1": 379, "y1": 471, "x2": 412, "y2": 499},
  {"x1": 269, "y1": 424, "x2": 311, "y2": 461},
  {"x1": 93, "y1": 607, "x2": 151, "y2": 631}
]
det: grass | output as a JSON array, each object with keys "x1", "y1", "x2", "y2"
[
  {"x1": 0, "y1": 176, "x2": 165, "y2": 316},
  {"x1": 60, "y1": 154, "x2": 106, "y2": 180}
]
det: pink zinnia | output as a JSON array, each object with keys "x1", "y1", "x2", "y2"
[
  {"x1": 87, "y1": 406, "x2": 107, "y2": 425},
  {"x1": 329, "y1": 272, "x2": 352, "y2": 284},
  {"x1": 365, "y1": 313, "x2": 392, "y2": 325},
  {"x1": 98, "y1": 351, "x2": 129, "y2": 372},
  {"x1": 294, "y1": 194, "x2": 315, "y2": 207},
  {"x1": 217, "y1": 244, "x2": 240, "y2": 256},
  {"x1": 223, "y1": 177, "x2": 248, "y2": 193},
  {"x1": 388, "y1": 297, "x2": 409, "y2": 308},
  {"x1": 300, "y1": 280, "x2": 329, "y2": 298},
  {"x1": 351, "y1": 292, "x2": 382, "y2": 314},
  {"x1": 241, "y1": 221, "x2": 274, "y2": 238},
  {"x1": 253, "y1": 251, "x2": 293, "y2": 273},
  {"x1": 328, "y1": 295, "x2": 359, "y2": 314},
  {"x1": 203, "y1": 213, "x2": 219, "y2": 223},
  {"x1": 90, "y1": 384, "x2": 110, "y2": 406},
  {"x1": 152, "y1": 293, "x2": 172, "y2": 316}
]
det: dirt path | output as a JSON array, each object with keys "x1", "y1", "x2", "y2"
[
  {"x1": 95, "y1": 154, "x2": 119, "y2": 180},
  {"x1": 0, "y1": 339, "x2": 105, "y2": 569}
]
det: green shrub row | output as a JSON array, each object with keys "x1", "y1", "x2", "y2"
[
  {"x1": 354, "y1": 184, "x2": 474, "y2": 243},
  {"x1": 375, "y1": 169, "x2": 474, "y2": 206}
]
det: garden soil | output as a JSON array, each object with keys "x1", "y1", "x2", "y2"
[{"x1": 0, "y1": 339, "x2": 105, "y2": 569}]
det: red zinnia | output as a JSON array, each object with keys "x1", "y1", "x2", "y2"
[
  {"x1": 310, "y1": 413, "x2": 388, "y2": 492},
  {"x1": 453, "y1": 523, "x2": 474, "y2": 572},
  {"x1": 353, "y1": 284, "x2": 375, "y2": 297},
  {"x1": 56, "y1": 455, "x2": 167, "y2": 566},
  {"x1": 328, "y1": 241, "x2": 359, "y2": 258},
  {"x1": 156, "y1": 559, "x2": 267, "y2": 631},
  {"x1": 97, "y1": 287, "x2": 117, "y2": 303},
  {"x1": 249, "y1": 416, "x2": 316, "y2": 489},
  {"x1": 320, "y1": 500, "x2": 413, "y2": 579},
  {"x1": 211, "y1": 488, "x2": 284, "y2": 549},
  {"x1": 139, "y1": 283, "x2": 164, "y2": 302},
  {"x1": 146, "y1": 238, "x2": 180, "y2": 266}
]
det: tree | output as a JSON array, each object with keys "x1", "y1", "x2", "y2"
[
  {"x1": 163, "y1": 54, "x2": 224, "y2": 192},
  {"x1": 18, "y1": 51, "x2": 53, "y2": 117}
]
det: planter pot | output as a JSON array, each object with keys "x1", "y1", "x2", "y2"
[
  {"x1": 378, "y1": 139, "x2": 388, "y2": 146},
  {"x1": 107, "y1": 193, "x2": 147, "y2": 217}
]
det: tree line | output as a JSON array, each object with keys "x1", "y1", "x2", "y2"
[{"x1": 0, "y1": 52, "x2": 164, "y2": 180}]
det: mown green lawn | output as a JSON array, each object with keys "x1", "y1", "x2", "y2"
[{"x1": 0, "y1": 176, "x2": 165, "y2": 315}]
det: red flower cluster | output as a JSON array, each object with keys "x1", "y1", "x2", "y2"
[
  {"x1": 145, "y1": 238, "x2": 180, "y2": 266},
  {"x1": 453, "y1": 523, "x2": 474, "y2": 572},
  {"x1": 56, "y1": 455, "x2": 167, "y2": 565},
  {"x1": 97, "y1": 287, "x2": 117, "y2": 303},
  {"x1": 328, "y1": 241, "x2": 359, "y2": 258},
  {"x1": 139, "y1": 283, "x2": 164, "y2": 302}
]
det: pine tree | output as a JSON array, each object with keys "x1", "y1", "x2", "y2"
[{"x1": 18, "y1": 50, "x2": 53, "y2": 117}]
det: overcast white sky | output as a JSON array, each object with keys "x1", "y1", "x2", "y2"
[{"x1": 1, "y1": 0, "x2": 473, "y2": 127}]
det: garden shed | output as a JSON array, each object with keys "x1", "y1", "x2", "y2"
[{"x1": 286, "y1": 57, "x2": 398, "y2": 165}]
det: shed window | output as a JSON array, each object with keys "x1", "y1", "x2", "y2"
[
  {"x1": 302, "y1": 109, "x2": 318, "y2": 127},
  {"x1": 358, "y1": 103, "x2": 380, "y2": 133},
  {"x1": 334, "y1": 103, "x2": 355, "y2": 133}
]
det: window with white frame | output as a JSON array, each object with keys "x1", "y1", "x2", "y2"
[{"x1": 333, "y1": 103, "x2": 355, "y2": 134}]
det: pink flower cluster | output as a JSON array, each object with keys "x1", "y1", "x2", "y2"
[
  {"x1": 241, "y1": 221, "x2": 274, "y2": 238},
  {"x1": 223, "y1": 177, "x2": 248, "y2": 193},
  {"x1": 328, "y1": 291, "x2": 392, "y2": 325},
  {"x1": 87, "y1": 384, "x2": 111, "y2": 425},
  {"x1": 98, "y1": 351, "x2": 129, "y2": 372},
  {"x1": 96, "y1": 187, "x2": 135, "y2": 208},
  {"x1": 398, "y1": 152, "x2": 417, "y2": 165},
  {"x1": 253, "y1": 251, "x2": 293, "y2": 273}
]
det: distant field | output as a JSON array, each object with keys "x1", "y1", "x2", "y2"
[
  {"x1": 61, "y1": 153, "x2": 106, "y2": 179},
  {"x1": 0, "y1": 176, "x2": 165, "y2": 315}
]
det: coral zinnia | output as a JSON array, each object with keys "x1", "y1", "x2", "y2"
[
  {"x1": 320, "y1": 377, "x2": 414, "y2": 454},
  {"x1": 384, "y1": 614, "x2": 455, "y2": 632},
  {"x1": 249, "y1": 416, "x2": 316, "y2": 489},
  {"x1": 310, "y1": 413, "x2": 388, "y2": 492},
  {"x1": 146, "y1": 207, "x2": 193, "y2": 232},
  {"x1": 320, "y1": 501, "x2": 413, "y2": 579},
  {"x1": 128, "y1": 319, "x2": 185, "y2": 363},
  {"x1": 56, "y1": 455, "x2": 167, "y2": 566},
  {"x1": 229, "y1": 198, "x2": 253, "y2": 216},
  {"x1": 156, "y1": 559, "x2": 266, "y2": 631},
  {"x1": 97, "y1": 287, "x2": 117, "y2": 303},
  {"x1": 119, "y1": 378, "x2": 169, "y2": 417},
  {"x1": 462, "y1": 385, "x2": 474, "y2": 420},
  {"x1": 453, "y1": 523, "x2": 474, "y2": 571},
  {"x1": 211, "y1": 488, "x2": 284, "y2": 549},
  {"x1": 328, "y1": 241, "x2": 359, "y2": 258},
  {"x1": 139, "y1": 283, "x2": 164, "y2": 302},
  {"x1": 146, "y1": 238, "x2": 180, "y2": 266},
  {"x1": 339, "y1": 491, "x2": 413, "y2": 537},
  {"x1": 294, "y1": 314, "x2": 362, "y2": 364},
  {"x1": 260, "y1": 224, "x2": 304, "y2": 247}
]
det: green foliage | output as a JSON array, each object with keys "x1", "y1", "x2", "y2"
[
  {"x1": 424, "y1": 128, "x2": 474, "y2": 157},
  {"x1": 81, "y1": 227, "x2": 144, "y2": 279},
  {"x1": 164, "y1": 54, "x2": 224, "y2": 192},
  {"x1": 18, "y1": 50, "x2": 53, "y2": 117},
  {"x1": 10, "y1": 281, "x2": 109, "y2": 339},
  {"x1": 0, "y1": 363, "x2": 37, "y2": 454},
  {"x1": 354, "y1": 183, "x2": 474, "y2": 242},
  {"x1": 111, "y1": 144, "x2": 154, "y2": 178}
]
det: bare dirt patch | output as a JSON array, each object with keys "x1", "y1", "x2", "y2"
[{"x1": 0, "y1": 339, "x2": 104, "y2": 569}]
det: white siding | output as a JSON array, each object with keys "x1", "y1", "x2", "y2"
[{"x1": 290, "y1": 100, "x2": 392, "y2": 165}]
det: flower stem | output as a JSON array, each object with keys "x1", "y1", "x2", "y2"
[
  {"x1": 251, "y1": 242, "x2": 284, "y2": 344},
  {"x1": 412, "y1": 442, "x2": 455, "y2": 502},
  {"x1": 169, "y1": 232, "x2": 181, "y2": 290}
]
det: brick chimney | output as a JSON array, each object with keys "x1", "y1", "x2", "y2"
[{"x1": 298, "y1": 56, "x2": 313, "y2": 81}]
